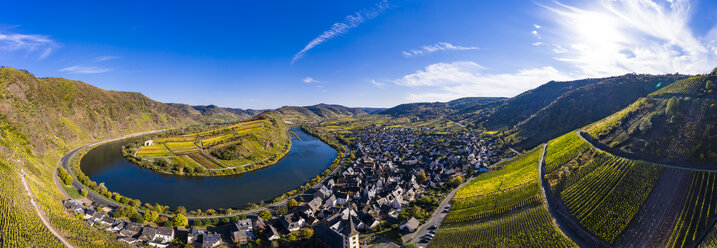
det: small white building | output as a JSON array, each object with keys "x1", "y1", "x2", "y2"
[{"x1": 144, "y1": 140, "x2": 154, "y2": 146}]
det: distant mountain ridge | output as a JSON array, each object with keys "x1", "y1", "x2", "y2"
[
  {"x1": 378, "y1": 97, "x2": 506, "y2": 120},
  {"x1": 166, "y1": 103, "x2": 264, "y2": 123}
]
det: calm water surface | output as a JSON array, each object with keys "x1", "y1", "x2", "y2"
[{"x1": 80, "y1": 128, "x2": 337, "y2": 210}]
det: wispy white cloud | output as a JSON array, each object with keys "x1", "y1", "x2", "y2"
[
  {"x1": 302, "y1": 77, "x2": 320, "y2": 83},
  {"x1": 94, "y1": 55, "x2": 120, "y2": 62},
  {"x1": 0, "y1": 31, "x2": 57, "y2": 60},
  {"x1": 401, "y1": 42, "x2": 478, "y2": 57},
  {"x1": 59, "y1": 66, "x2": 113, "y2": 74},
  {"x1": 393, "y1": 61, "x2": 573, "y2": 102},
  {"x1": 291, "y1": 0, "x2": 391, "y2": 64},
  {"x1": 538, "y1": 0, "x2": 717, "y2": 76},
  {"x1": 369, "y1": 79, "x2": 385, "y2": 88}
]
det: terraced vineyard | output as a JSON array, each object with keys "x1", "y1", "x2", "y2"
[
  {"x1": 544, "y1": 132, "x2": 591, "y2": 173},
  {"x1": 433, "y1": 146, "x2": 574, "y2": 247},
  {"x1": 667, "y1": 171, "x2": 717, "y2": 248},
  {"x1": 651, "y1": 75, "x2": 711, "y2": 96},
  {"x1": 557, "y1": 152, "x2": 662, "y2": 244},
  {"x1": 454, "y1": 147, "x2": 541, "y2": 199},
  {"x1": 432, "y1": 205, "x2": 576, "y2": 248},
  {"x1": 0, "y1": 162, "x2": 64, "y2": 248}
]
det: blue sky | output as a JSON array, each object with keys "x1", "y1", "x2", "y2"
[{"x1": 1, "y1": 0, "x2": 716, "y2": 109}]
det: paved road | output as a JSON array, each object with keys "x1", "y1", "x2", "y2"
[
  {"x1": 56, "y1": 129, "x2": 350, "y2": 220},
  {"x1": 57, "y1": 129, "x2": 169, "y2": 209},
  {"x1": 411, "y1": 176, "x2": 475, "y2": 247},
  {"x1": 19, "y1": 171, "x2": 75, "y2": 248},
  {"x1": 576, "y1": 131, "x2": 717, "y2": 172}
]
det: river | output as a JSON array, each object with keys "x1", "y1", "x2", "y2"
[{"x1": 80, "y1": 128, "x2": 337, "y2": 210}]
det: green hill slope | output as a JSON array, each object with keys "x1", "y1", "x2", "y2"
[
  {"x1": 0, "y1": 67, "x2": 200, "y2": 247},
  {"x1": 504, "y1": 74, "x2": 687, "y2": 150},
  {"x1": 274, "y1": 103, "x2": 368, "y2": 123},
  {"x1": 378, "y1": 97, "x2": 505, "y2": 120},
  {"x1": 583, "y1": 69, "x2": 717, "y2": 166},
  {"x1": 166, "y1": 103, "x2": 264, "y2": 123}
]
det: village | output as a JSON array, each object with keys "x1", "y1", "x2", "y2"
[{"x1": 61, "y1": 126, "x2": 501, "y2": 248}]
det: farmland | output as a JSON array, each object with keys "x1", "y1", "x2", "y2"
[
  {"x1": 125, "y1": 113, "x2": 289, "y2": 176},
  {"x1": 431, "y1": 205, "x2": 576, "y2": 248},
  {"x1": 432, "y1": 145, "x2": 574, "y2": 247}
]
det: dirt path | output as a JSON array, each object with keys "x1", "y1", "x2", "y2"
[{"x1": 19, "y1": 171, "x2": 75, "y2": 248}]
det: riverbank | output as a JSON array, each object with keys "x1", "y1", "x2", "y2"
[{"x1": 60, "y1": 127, "x2": 345, "y2": 219}]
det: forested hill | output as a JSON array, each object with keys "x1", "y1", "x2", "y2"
[
  {"x1": 502, "y1": 73, "x2": 688, "y2": 150},
  {"x1": 378, "y1": 97, "x2": 506, "y2": 120},
  {"x1": 274, "y1": 103, "x2": 370, "y2": 123},
  {"x1": 583, "y1": 68, "x2": 717, "y2": 167},
  {"x1": 166, "y1": 103, "x2": 264, "y2": 123}
]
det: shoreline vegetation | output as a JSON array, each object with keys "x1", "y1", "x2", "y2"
[
  {"x1": 65, "y1": 119, "x2": 346, "y2": 219},
  {"x1": 120, "y1": 113, "x2": 293, "y2": 177}
]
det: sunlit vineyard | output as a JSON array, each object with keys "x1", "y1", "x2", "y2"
[
  {"x1": 559, "y1": 152, "x2": 661, "y2": 244},
  {"x1": 454, "y1": 147, "x2": 540, "y2": 199},
  {"x1": 0, "y1": 162, "x2": 64, "y2": 248},
  {"x1": 435, "y1": 145, "x2": 573, "y2": 247},
  {"x1": 667, "y1": 172, "x2": 717, "y2": 248},
  {"x1": 431, "y1": 205, "x2": 576, "y2": 248},
  {"x1": 652, "y1": 75, "x2": 709, "y2": 96},
  {"x1": 544, "y1": 132, "x2": 590, "y2": 173},
  {"x1": 446, "y1": 182, "x2": 540, "y2": 223}
]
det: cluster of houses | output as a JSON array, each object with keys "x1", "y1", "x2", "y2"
[
  {"x1": 278, "y1": 127, "x2": 495, "y2": 247},
  {"x1": 63, "y1": 199, "x2": 174, "y2": 247},
  {"x1": 62, "y1": 127, "x2": 497, "y2": 248}
]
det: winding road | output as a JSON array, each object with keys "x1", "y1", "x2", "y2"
[{"x1": 412, "y1": 177, "x2": 475, "y2": 246}]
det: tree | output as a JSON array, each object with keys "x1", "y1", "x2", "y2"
[
  {"x1": 62, "y1": 175, "x2": 73, "y2": 185},
  {"x1": 173, "y1": 214, "x2": 189, "y2": 227},
  {"x1": 707, "y1": 80, "x2": 716, "y2": 92},
  {"x1": 417, "y1": 172, "x2": 427, "y2": 184},
  {"x1": 80, "y1": 189, "x2": 88, "y2": 197},
  {"x1": 287, "y1": 199, "x2": 299, "y2": 209},
  {"x1": 299, "y1": 228, "x2": 314, "y2": 239},
  {"x1": 174, "y1": 206, "x2": 187, "y2": 215},
  {"x1": 131, "y1": 212, "x2": 145, "y2": 223},
  {"x1": 274, "y1": 205, "x2": 287, "y2": 216},
  {"x1": 666, "y1": 97, "x2": 680, "y2": 115},
  {"x1": 144, "y1": 210, "x2": 159, "y2": 223},
  {"x1": 402, "y1": 244, "x2": 418, "y2": 248},
  {"x1": 448, "y1": 175, "x2": 464, "y2": 188},
  {"x1": 259, "y1": 209, "x2": 271, "y2": 220}
]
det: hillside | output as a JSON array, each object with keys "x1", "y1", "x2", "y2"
[
  {"x1": 166, "y1": 103, "x2": 264, "y2": 123},
  {"x1": 0, "y1": 67, "x2": 201, "y2": 247},
  {"x1": 274, "y1": 103, "x2": 369, "y2": 123},
  {"x1": 583, "y1": 68, "x2": 717, "y2": 167},
  {"x1": 379, "y1": 97, "x2": 505, "y2": 120},
  {"x1": 503, "y1": 74, "x2": 687, "y2": 150}
]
